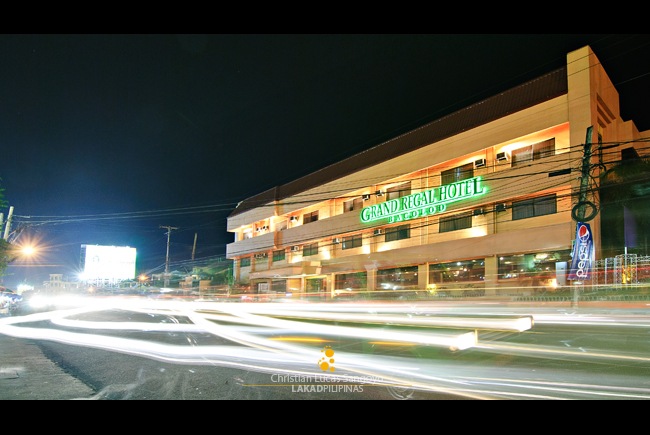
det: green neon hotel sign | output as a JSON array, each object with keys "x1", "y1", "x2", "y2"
[{"x1": 360, "y1": 176, "x2": 487, "y2": 224}]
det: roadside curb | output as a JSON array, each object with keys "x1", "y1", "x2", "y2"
[{"x1": 0, "y1": 334, "x2": 96, "y2": 400}]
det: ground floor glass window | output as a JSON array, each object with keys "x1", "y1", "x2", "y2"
[
  {"x1": 377, "y1": 266, "x2": 419, "y2": 290},
  {"x1": 429, "y1": 259, "x2": 485, "y2": 284}
]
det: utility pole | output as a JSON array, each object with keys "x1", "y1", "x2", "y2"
[
  {"x1": 160, "y1": 225, "x2": 178, "y2": 287},
  {"x1": 573, "y1": 126, "x2": 595, "y2": 222},
  {"x1": 192, "y1": 233, "x2": 197, "y2": 261},
  {"x1": 3, "y1": 206, "x2": 14, "y2": 240},
  {"x1": 570, "y1": 126, "x2": 596, "y2": 308}
]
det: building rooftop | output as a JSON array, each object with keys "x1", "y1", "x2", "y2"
[{"x1": 229, "y1": 66, "x2": 568, "y2": 218}]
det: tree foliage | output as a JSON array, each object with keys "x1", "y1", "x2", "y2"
[
  {"x1": 0, "y1": 178, "x2": 12, "y2": 278},
  {"x1": 0, "y1": 238, "x2": 17, "y2": 278}
]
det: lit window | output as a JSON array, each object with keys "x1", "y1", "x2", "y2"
[
  {"x1": 303, "y1": 211, "x2": 319, "y2": 224},
  {"x1": 386, "y1": 181, "x2": 411, "y2": 200},
  {"x1": 512, "y1": 138, "x2": 555, "y2": 166},
  {"x1": 343, "y1": 197, "x2": 363, "y2": 213},
  {"x1": 441, "y1": 163, "x2": 473, "y2": 185}
]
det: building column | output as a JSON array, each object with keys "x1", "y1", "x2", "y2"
[
  {"x1": 484, "y1": 255, "x2": 498, "y2": 296},
  {"x1": 418, "y1": 263, "x2": 429, "y2": 290},
  {"x1": 328, "y1": 273, "x2": 336, "y2": 298},
  {"x1": 364, "y1": 265, "x2": 377, "y2": 295}
]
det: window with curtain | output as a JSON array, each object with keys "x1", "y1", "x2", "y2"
[
  {"x1": 303, "y1": 243, "x2": 319, "y2": 256},
  {"x1": 303, "y1": 211, "x2": 319, "y2": 223},
  {"x1": 385, "y1": 224, "x2": 410, "y2": 242},
  {"x1": 441, "y1": 163, "x2": 474, "y2": 185},
  {"x1": 342, "y1": 235, "x2": 363, "y2": 249},
  {"x1": 386, "y1": 181, "x2": 411, "y2": 200},
  {"x1": 512, "y1": 138, "x2": 555, "y2": 166},
  {"x1": 512, "y1": 194, "x2": 557, "y2": 220},
  {"x1": 272, "y1": 250, "x2": 285, "y2": 262},
  {"x1": 439, "y1": 212, "x2": 472, "y2": 233},
  {"x1": 343, "y1": 197, "x2": 363, "y2": 213}
]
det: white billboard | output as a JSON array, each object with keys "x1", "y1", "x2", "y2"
[{"x1": 80, "y1": 245, "x2": 137, "y2": 282}]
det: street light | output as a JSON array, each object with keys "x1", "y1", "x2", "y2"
[
  {"x1": 0, "y1": 240, "x2": 40, "y2": 288},
  {"x1": 138, "y1": 274, "x2": 148, "y2": 290},
  {"x1": 18, "y1": 245, "x2": 37, "y2": 257}
]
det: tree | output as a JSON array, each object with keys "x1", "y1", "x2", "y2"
[{"x1": 0, "y1": 238, "x2": 18, "y2": 278}]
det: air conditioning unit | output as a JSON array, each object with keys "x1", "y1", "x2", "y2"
[
  {"x1": 373, "y1": 228, "x2": 383, "y2": 235},
  {"x1": 333, "y1": 238, "x2": 341, "y2": 244},
  {"x1": 496, "y1": 151, "x2": 509, "y2": 162},
  {"x1": 495, "y1": 203, "x2": 507, "y2": 212},
  {"x1": 254, "y1": 253, "x2": 268, "y2": 259},
  {"x1": 290, "y1": 216, "x2": 298, "y2": 222},
  {"x1": 291, "y1": 245, "x2": 301, "y2": 252},
  {"x1": 473, "y1": 208, "x2": 485, "y2": 216},
  {"x1": 362, "y1": 194, "x2": 371, "y2": 201},
  {"x1": 474, "y1": 158, "x2": 486, "y2": 168}
]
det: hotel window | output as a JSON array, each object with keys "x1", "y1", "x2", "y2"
[
  {"x1": 335, "y1": 272, "x2": 367, "y2": 290},
  {"x1": 377, "y1": 266, "x2": 419, "y2": 290},
  {"x1": 240, "y1": 257, "x2": 251, "y2": 267},
  {"x1": 386, "y1": 181, "x2": 411, "y2": 200},
  {"x1": 272, "y1": 250, "x2": 285, "y2": 262},
  {"x1": 272, "y1": 280, "x2": 286, "y2": 293},
  {"x1": 342, "y1": 235, "x2": 363, "y2": 250},
  {"x1": 385, "y1": 224, "x2": 410, "y2": 242},
  {"x1": 429, "y1": 259, "x2": 485, "y2": 284},
  {"x1": 303, "y1": 211, "x2": 319, "y2": 224},
  {"x1": 512, "y1": 138, "x2": 555, "y2": 166},
  {"x1": 441, "y1": 163, "x2": 473, "y2": 185},
  {"x1": 439, "y1": 212, "x2": 472, "y2": 233},
  {"x1": 512, "y1": 194, "x2": 557, "y2": 220},
  {"x1": 498, "y1": 250, "x2": 570, "y2": 280},
  {"x1": 343, "y1": 197, "x2": 363, "y2": 213},
  {"x1": 303, "y1": 243, "x2": 319, "y2": 256}
]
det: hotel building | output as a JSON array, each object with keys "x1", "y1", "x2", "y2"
[{"x1": 226, "y1": 45, "x2": 649, "y2": 298}]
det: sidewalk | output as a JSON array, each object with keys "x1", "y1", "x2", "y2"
[{"x1": 0, "y1": 333, "x2": 95, "y2": 400}]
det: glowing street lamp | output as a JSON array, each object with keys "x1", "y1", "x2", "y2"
[
  {"x1": 20, "y1": 245, "x2": 36, "y2": 257},
  {"x1": 6, "y1": 242, "x2": 39, "y2": 264}
]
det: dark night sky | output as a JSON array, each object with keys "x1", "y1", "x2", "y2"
[{"x1": 2, "y1": 34, "x2": 649, "y2": 288}]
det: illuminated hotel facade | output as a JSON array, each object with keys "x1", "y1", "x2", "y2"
[{"x1": 226, "y1": 45, "x2": 649, "y2": 297}]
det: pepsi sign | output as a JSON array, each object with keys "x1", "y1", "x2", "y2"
[{"x1": 568, "y1": 222, "x2": 594, "y2": 281}]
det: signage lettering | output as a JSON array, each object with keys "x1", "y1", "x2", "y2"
[{"x1": 360, "y1": 176, "x2": 486, "y2": 223}]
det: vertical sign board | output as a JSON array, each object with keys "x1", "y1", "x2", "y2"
[{"x1": 567, "y1": 222, "x2": 594, "y2": 281}]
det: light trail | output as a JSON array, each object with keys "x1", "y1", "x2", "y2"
[{"x1": 2, "y1": 295, "x2": 650, "y2": 399}]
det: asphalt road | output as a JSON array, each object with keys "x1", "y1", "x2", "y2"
[{"x1": 2, "y1": 298, "x2": 650, "y2": 400}]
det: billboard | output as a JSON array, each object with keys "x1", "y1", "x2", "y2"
[
  {"x1": 80, "y1": 245, "x2": 137, "y2": 282},
  {"x1": 567, "y1": 223, "x2": 594, "y2": 281}
]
